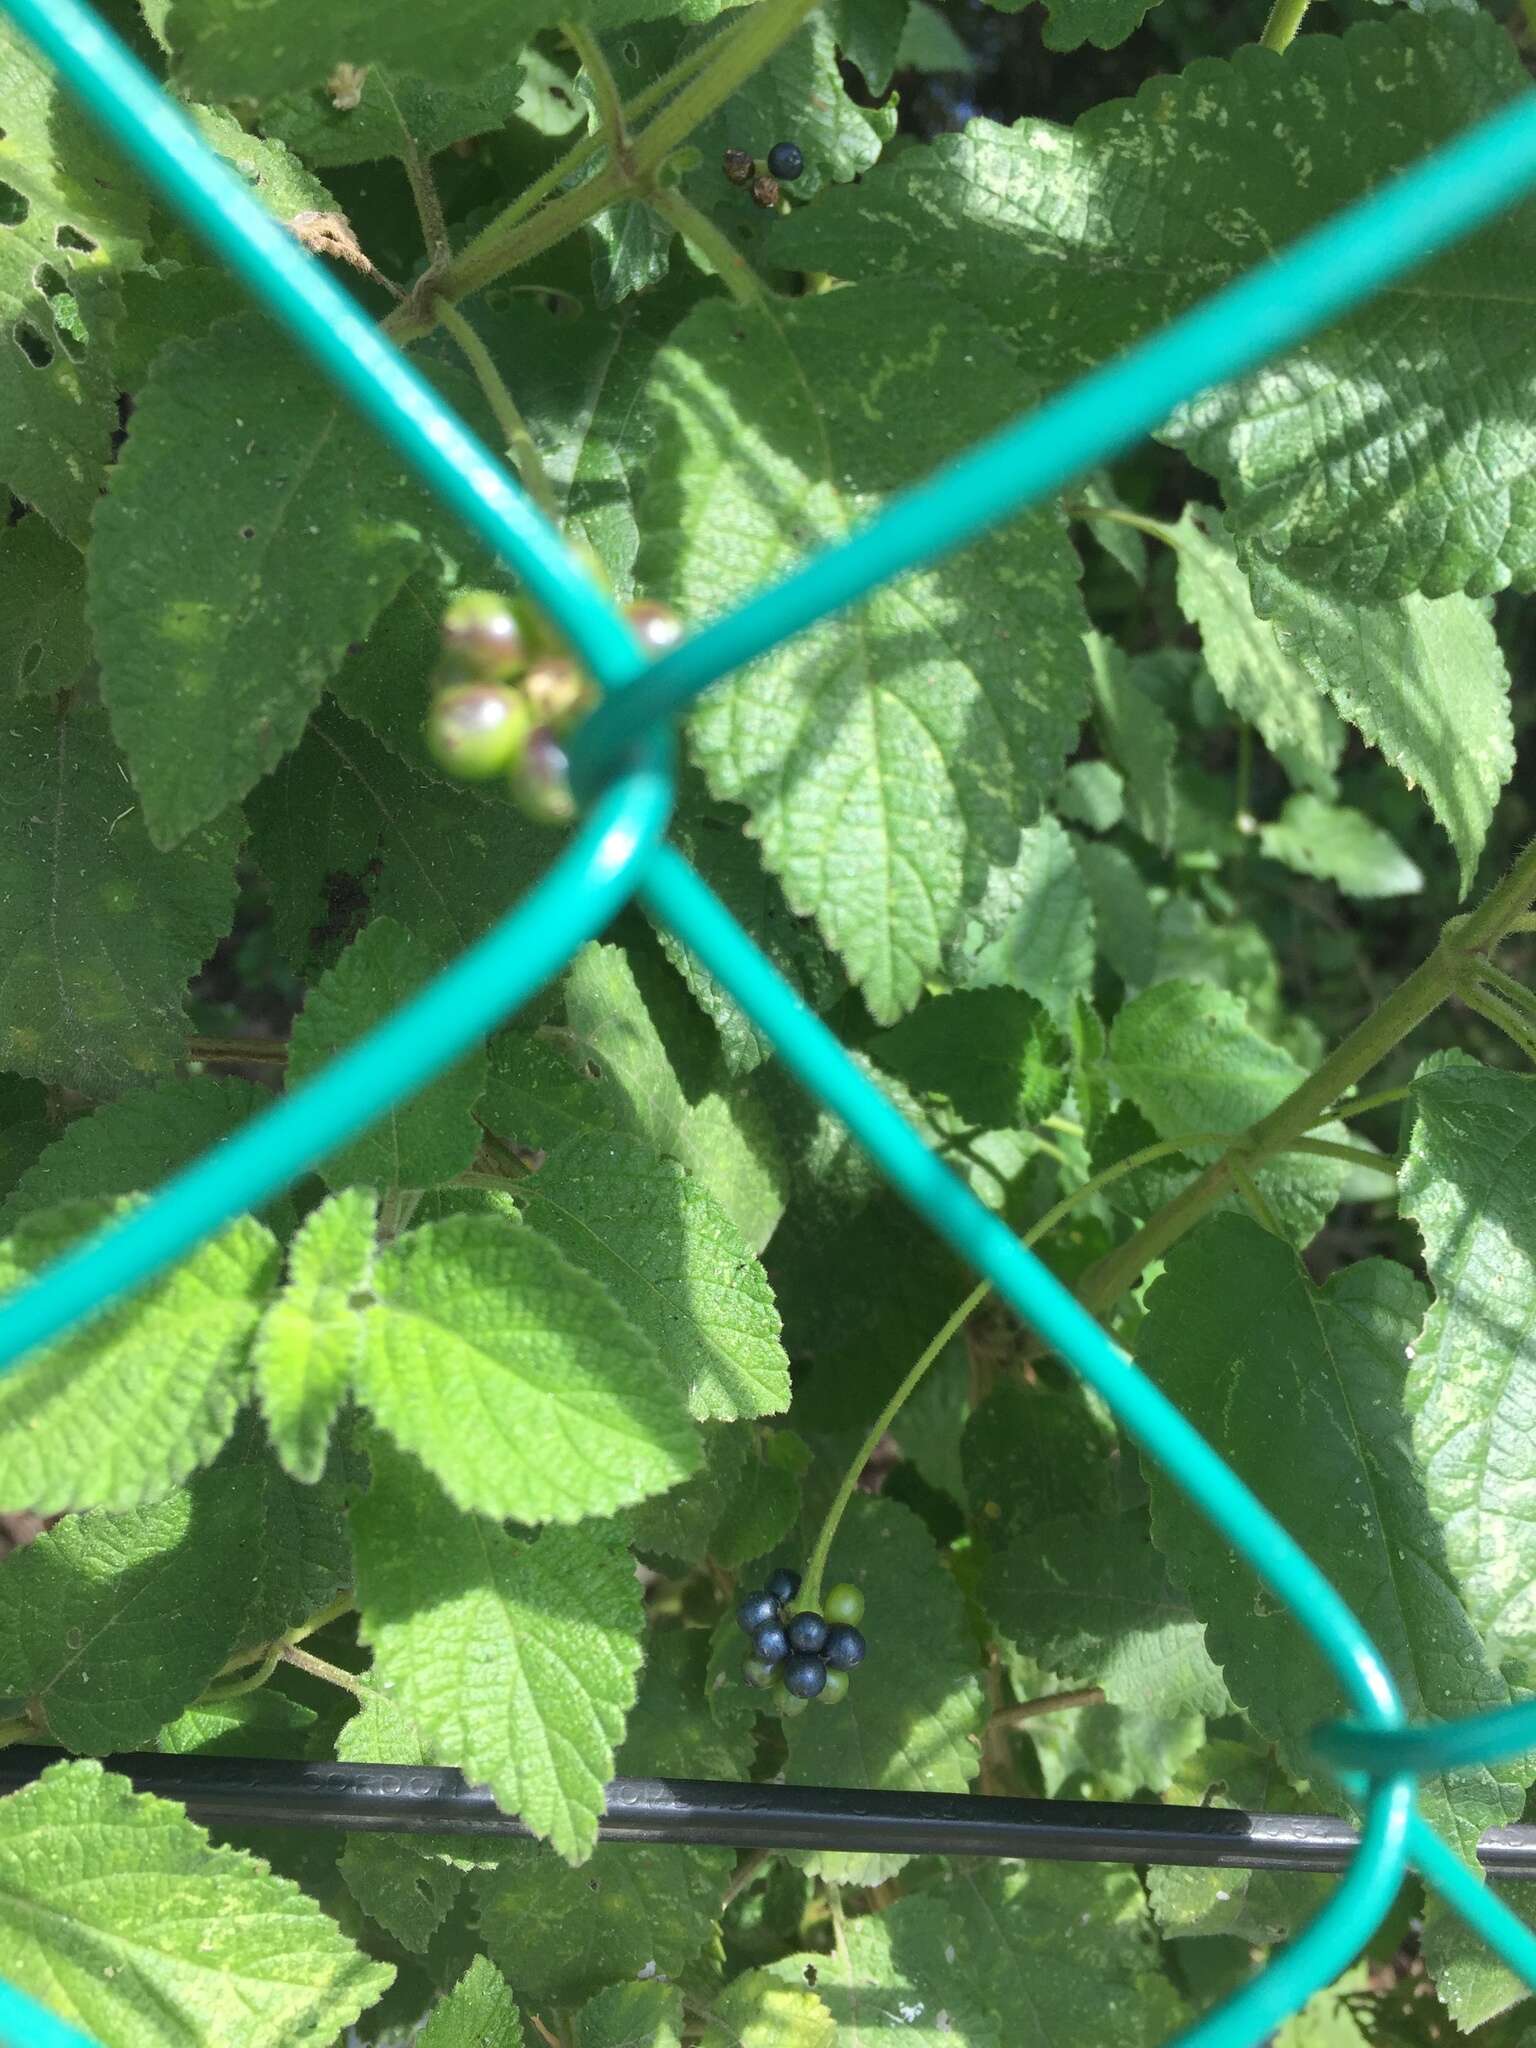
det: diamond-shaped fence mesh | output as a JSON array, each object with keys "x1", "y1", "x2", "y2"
[{"x1": 5, "y1": 2, "x2": 1536, "y2": 2043}]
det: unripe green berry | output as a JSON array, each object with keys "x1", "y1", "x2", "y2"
[
  {"x1": 440, "y1": 589, "x2": 525, "y2": 677},
  {"x1": 780, "y1": 1690, "x2": 811, "y2": 1718},
  {"x1": 742, "y1": 1655, "x2": 778, "y2": 1689},
  {"x1": 523, "y1": 655, "x2": 593, "y2": 730},
  {"x1": 508, "y1": 727, "x2": 576, "y2": 825},
  {"x1": 824, "y1": 1582, "x2": 864, "y2": 1627},
  {"x1": 425, "y1": 684, "x2": 530, "y2": 780},
  {"x1": 816, "y1": 1668, "x2": 849, "y2": 1707}
]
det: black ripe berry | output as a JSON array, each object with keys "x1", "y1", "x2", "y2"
[
  {"x1": 765, "y1": 1567, "x2": 801, "y2": 1605},
  {"x1": 823, "y1": 1623, "x2": 866, "y2": 1671},
  {"x1": 753, "y1": 1622, "x2": 790, "y2": 1666},
  {"x1": 737, "y1": 1590, "x2": 779, "y2": 1635},
  {"x1": 784, "y1": 1653, "x2": 827, "y2": 1699},
  {"x1": 786, "y1": 1611, "x2": 828, "y2": 1654},
  {"x1": 766, "y1": 142, "x2": 804, "y2": 182}
]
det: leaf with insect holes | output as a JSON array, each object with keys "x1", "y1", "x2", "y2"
[
  {"x1": 356, "y1": 1213, "x2": 698, "y2": 1521},
  {"x1": 472, "y1": 1631, "x2": 743, "y2": 1992},
  {"x1": 0, "y1": 24, "x2": 151, "y2": 541},
  {"x1": 0, "y1": 1761, "x2": 393, "y2": 2046},
  {"x1": 782, "y1": 1496, "x2": 985, "y2": 1887},
  {"x1": 353, "y1": 1433, "x2": 647, "y2": 1864},
  {"x1": 0, "y1": 1197, "x2": 278, "y2": 1514},
  {"x1": 1140, "y1": 1216, "x2": 1525, "y2": 1877},
  {"x1": 769, "y1": 14, "x2": 1536, "y2": 602},
  {"x1": 287, "y1": 919, "x2": 486, "y2": 1192},
  {"x1": 640, "y1": 282, "x2": 1090, "y2": 1023},
  {"x1": 0, "y1": 519, "x2": 90, "y2": 698},
  {"x1": 0, "y1": 1479, "x2": 257, "y2": 1752},
  {"x1": 90, "y1": 317, "x2": 452, "y2": 848},
  {"x1": 0, "y1": 702, "x2": 241, "y2": 1097},
  {"x1": 253, "y1": 1189, "x2": 377, "y2": 1483}
]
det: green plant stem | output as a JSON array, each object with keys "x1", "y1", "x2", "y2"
[
  {"x1": 991, "y1": 1686, "x2": 1105, "y2": 1730},
  {"x1": 1506, "y1": 913, "x2": 1536, "y2": 936},
  {"x1": 280, "y1": 1642, "x2": 388, "y2": 1703},
  {"x1": 1475, "y1": 959, "x2": 1536, "y2": 1029},
  {"x1": 434, "y1": 298, "x2": 561, "y2": 524},
  {"x1": 0, "y1": 1714, "x2": 37, "y2": 1751},
  {"x1": 645, "y1": 182, "x2": 767, "y2": 308},
  {"x1": 1074, "y1": 502, "x2": 1175, "y2": 546},
  {"x1": 565, "y1": 20, "x2": 633, "y2": 173},
  {"x1": 1079, "y1": 832, "x2": 1536, "y2": 1317},
  {"x1": 1234, "y1": 724, "x2": 1255, "y2": 829},
  {"x1": 386, "y1": 0, "x2": 818, "y2": 337},
  {"x1": 1260, "y1": 0, "x2": 1311, "y2": 51},
  {"x1": 201, "y1": 1644, "x2": 283, "y2": 1703},
  {"x1": 1322, "y1": 1086, "x2": 1408, "y2": 1125},
  {"x1": 1463, "y1": 983, "x2": 1536, "y2": 1067},
  {"x1": 210, "y1": 1588, "x2": 356, "y2": 1684},
  {"x1": 379, "y1": 78, "x2": 451, "y2": 269},
  {"x1": 1285, "y1": 1135, "x2": 1396, "y2": 1174},
  {"x1": 1231, "y1": 1157, "x2": 1283, "y2": 1236}
]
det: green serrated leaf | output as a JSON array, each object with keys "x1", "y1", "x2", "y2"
[
  {"x1": 1, "y1": 1074, "x2": 297, "y2": 1235},
  {"x1": 158, "y1": 1685, "x2": 318, "y2": 1757},
  {"x1": 0, "y1": 1197, "x2": 278, "y2": 1513},
  {"x1": 211, "y1": 1415, "x2": 359, "y2": 1641},
  {"x1": 1259, "y1": 794, "x2": 1423, "y2": 900},
  {"x1": 1248, "y1": 559, "x2": 1514, "y2": 890},
  {"x1": 946, "y1": 815, "x2": 1096, "y2": 1023},
  {"x1": 1147, "y1": 1741, "x2": 1335, "y2": 1945},
  {"x1": 1083, "y1": 631, "x2": 1177, "y2": 851},
  {"x1": 1074, "y1": 839, "x2": 1157, "y2": 989},
  {"x1": 576, "y1": 1980, "x2": 685, "y2": 2048},
  {"x1": 640, "y1": 283, "x2": 1089, "y2": 1022},
  {"x1": 357, "y1": 1213, "x2": 697, "y2": 1521},
  {"x1": 1400, "y1": 1064, "x2": 1536, "y2": 1668},
  {"x1": 1035, "y1": 0, "x2": 1164, "y2": 50},
  {"x1": 419, "y1": 1956, "x2": 523, "y2": 2047},
  {"x1": 253, "y1": 1188, "x2": 376, "y2": 1482},
  {"x1": 709, "y1": 1428, "x2": 809, "y2": 1569},
  {"x1": 0, "y1": 1478, "x2": 256, "y2": 1751},
  {"x1": 698, "y1": 1970, "x2": 834, "y2": 2048},
  {"x1": 0, "y1": 701, "x2": 241, "y2": 1095},
  {"x1": 1170, "y1": 508, "x2": 1343, "y2": 796},
  {"x1": 627, "y1": 1424, "x2": 749, "y2": 1564},
  {"x1": 353, "y1": 1432, "x2": 648, "y2": 1861},
  {"x1": 871, "y1": 988, "x2": 1067, "y2": 1130},
  {"x1": 91, "y1": 316, "x2": 446, "y2": 847},
  {"x1": 288, "y1": 918, "x2": 486, "y2": 1191},
  {"x1": 184, "y1": 103, "x2": 337, "y2": 217},
  {"x1": 0, "y1": 25, "x2": 150, "y2": 539},
  {"x1": 261, "y1": 62, "x2": 527, "y2": 168},
  {"x1": 783, "y1": 1496, "x2": 984, "y2": 1885},
  {"x1": 0, "y1": 518, "x2": 89, "y2": 698},
  {"x1": 1140, "y1": 1216, "x2": 1524, "y2": 1870},
  {"x1": 0, "y1": 1760, "x2": 393, "y2": 2044},
  {"x1": 985, "y1": 1510, "x2": 1229, "y2": 1720},
  {"x1": 333, "y1": 1693, "x2": 466, "y2": 1954},
  {"x1": 512, "y1": 1127, "x2": 790, "y2": 1423},
  {"x1": 1109, "y1": 980, "x2": 1348, "y2": 1244},
  {"x1": 768, "y1": 14, "x2": 1536, "y2": 601}
]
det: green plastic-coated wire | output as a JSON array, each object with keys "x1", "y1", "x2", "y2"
[
  {"x1": 5, "y1": 0, "x2": 1536, "y2": 2041},
  {"x1": 1317, "y1": 1701, "x2": 1536, "y2": 1780}
]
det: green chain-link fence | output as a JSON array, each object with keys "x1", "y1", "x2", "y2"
[{"x1": 5, "y1": 2, "x2": 1536, "y2": 2043}]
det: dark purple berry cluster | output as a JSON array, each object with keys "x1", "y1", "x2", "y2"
[{"x1": 736, "y1": 1567, "x2": 867, "y2": 1713}]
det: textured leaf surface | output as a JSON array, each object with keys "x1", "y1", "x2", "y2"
[
  {"x1": 420, "y1": 1957, "x2": 523, "y2": 2048},
  {"x1": 1169, "y1": 508, "x2": 1342, "y2": 794},
  {"x1": 261, "y1": 63, "x2": 528, "y2": 167},
  {"x1": 163, "y1": 0, "x2": 531, "y2": 93},
  {"x1": 769, "y1": 14, "x2": 1536, "y2": 600},
  {"x1": 0, "y1": 702, "x2": 241, "y2": 1094},
  {"x1": 641, "y1": 283, "x2": 1089, "y2": 1021},
  {"x1": 288, "y1": 918, "x2": 486, "y2": 1191},
  {"x1": 1250, "y1": 559, "x2": 1514, "y2": 889},
  {"x1": 576, "y1": 1981, "x2": 685, "y2": 2048},
  {"x1": 1140, "y1": 1216, "x2": 1524, "y2": 1864},
  {"x1": 1147, "y1": 1742, "x2": 1334, "y2": 1946},
  {"x1": 253, "y1": 1189, "x2": 376, "y2": 1482},
  {"x1": 783, "y1": 1497, "x2": 985, "y2": 1884},
  {"x1": 0, "y1": 1761, "x2": 392, "y2": 2046},
  {"x1": 357, "y1": 1214, "x2": 697, "y2": 1521},
  {"x1": 871, "y1": 988, "x2": 1066, "y2": 1129},
  {"x1": 334, "y1": 1693, "x2": 463, "y2": 1953},
  {"x1": 1110, "y1": 980, "x2": 1348, "y2": 1244},
  {"x1": 353, "y1": 1433, "x2": 647, "y2": 1861},
  {"x1": 91, "y1": 317, "x2": 444, "y2": 846},
  {"x1": 698, "y1": 1971, "x2": 834, "y2": 2048},
  {"x1": 0, "y1": 25, "x2": 149, "y2": 539},
  {"x1": 514, "y1": 1128, "x2": 790, "y2": 1423},
  {"x1": 945, "y1": 816, "x2": 1095, "y2": 1021},
  {"x1": 0, "y1": 1074, "x2": 292, "y2": 1233},
  {"x1": 985, "y1": 1511, "x2": 1229, "y2": 1720},
  {"x1": 1037, "y1": 0, "x2": 1163, "y2": 50},
  {"x1": 1084, "y1": 631, "x2": 1176, "y2": 852},
  {"x1": 0, "y1": 519, "x2": 90, "y2": 698},
  {"x1": 1259, "y1": 795, "x2": 1422, "y2": 900},
  {"x1": 767, "y1": 1896, "x2": 986, "y2": 2048},
  {"x1": 0, "y1": 1199, "x2": 277, "y2": 1513},
  {"x1": 1400, "y1": 1064, "x2": 1536, "y2": 1666},
  {"x1": 0, "y1": 1482, "x2": 255, "y2": 1751}
]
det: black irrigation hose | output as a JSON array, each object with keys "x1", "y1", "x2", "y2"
[{"x1": 5, "y1": 1749, "x2": 1536, "y2": 1878}]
